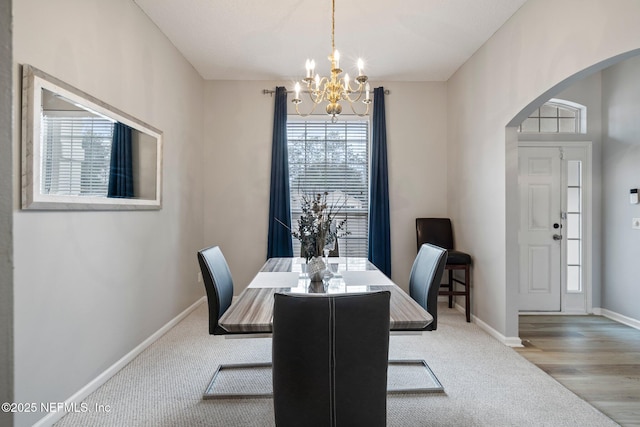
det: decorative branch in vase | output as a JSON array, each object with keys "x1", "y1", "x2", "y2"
[{"x1": 278, "y1": 192, "x2": 350, "y2": 282}]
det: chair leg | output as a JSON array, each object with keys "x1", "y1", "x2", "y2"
[
  {"x1": 439, "y1": 265, "x2": 471, "y2": 321},
  {"x1": 464, "y1": 264, "x2": 470, "y2": 322},
  {"x1": 203, "y1": 362, "x2": 273, "y2": 399},
  {"x1": 447, "y1": 269, "x2": 454, "y2": 308},
  {"x1": 387, "y1": 360, "x2": 444, "y2": 394}
]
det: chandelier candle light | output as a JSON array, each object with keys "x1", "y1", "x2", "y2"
[{"x1": 292, "y1": 0, "x2": 371, "y2": 122}]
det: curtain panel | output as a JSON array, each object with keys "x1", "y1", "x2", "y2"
[
  {"x1": 368, "y1": 87, "x2": 391, "y2": 276},
  {"x1": 108, "y1": 122, "x2": 134, "y2": 198},
  {"x1": 267, "y1": 87, "x2": 294, "y2": 258}
]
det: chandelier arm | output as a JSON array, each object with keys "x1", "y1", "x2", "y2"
[
  {"x1": 343, "y1": 88, "x2": 365, "y2": 103},
  {"x1": 307, "y1": 77, "x2": 330, "y2": 104},
  {"x1": 347, "y1": 99, "x2": 371, "y2": 117},
  {"x1": 341, "y1": 80, "x2": 355, "y2": 97},
  {"x1": 306, "y1": 90, "x2": 319, "y2": 104},
  {"x1": 294, "y1": 99, "x2": 321, "y2": 117},
  {"x1": 305, "y1": 75, "x2": 330, "y2": 90}
]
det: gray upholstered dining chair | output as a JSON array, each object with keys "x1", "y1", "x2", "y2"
[
  {"x1": 197, "y1": 245, "x2": 234, "y2": 335},
  {"x1": 272, "y1": 291, "x2": 390, "y2": 427},
  {"x1": 197, "y1": 245, "x2": 271, "y2": 399},
  {"x1": 386, "y1": 243, "x2": 449, "y2": 395},
  {"x1": 409, "y1": 243, "x2": 448, "y2": 331}
]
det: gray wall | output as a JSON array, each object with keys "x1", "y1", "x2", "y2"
[
  {"x1": 13, "y1": 1, "x2": 205, "y2": 425},
  {"x1": 447, "y1": 0, "x2": 640, "y2": 339},
  {"x1": 601, "y1": 55, "x2": 640, "y2": 320},
  {"x1": 0, "y1": 0, "x2": 13, "y2": 426},
  {"x1": 202, "y1": 80, "x2": 448, "y2": 294}
]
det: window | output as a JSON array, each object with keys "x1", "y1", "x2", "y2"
[
  {"x1": 566, "y1": 160, "x2": 582, "y2": 292},
  {"x1": 518, "y1": 99, "x2": 585, "y2": 134},
  {"x1": 287, "y1": 118, "x2": 369, "y2": 257},
  {"x1": 42, "y1": 111, "x2": 114, "y2": 196}
]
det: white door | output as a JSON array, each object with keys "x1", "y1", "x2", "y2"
[{"x1": 518, "y1": 147, "x2": 562, "y2": 311}]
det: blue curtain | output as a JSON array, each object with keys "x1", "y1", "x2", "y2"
[
  {"x1": 267, "y1": 87, "x2": 294, "y2": 258},
  {"x1": 368, "y1": 87, "x2": 391, "y2": 276},
  {"x1": 108, "y1": 122, "x2": 134, "y2": 198}
]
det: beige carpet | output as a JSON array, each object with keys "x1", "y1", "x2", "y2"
[{"x1": 55, "y1": 303, "x2": 618, "y2": 426}]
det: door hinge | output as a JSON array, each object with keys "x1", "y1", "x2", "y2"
[{"x1": 559, "y1": 148, "x2": 565, "y2": 160}]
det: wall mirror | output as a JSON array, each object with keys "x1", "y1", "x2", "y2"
[{"x1": 21, "y1": 64, "x2": 162, "y2": 210}]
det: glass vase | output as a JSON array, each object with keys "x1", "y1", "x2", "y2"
[{"x1": 307, "y1": 256, "x2": 326, "y2": 282}]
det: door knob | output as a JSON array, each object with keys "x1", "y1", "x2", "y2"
[
  {"x1": 552, "y1": 234, "x2": 562, "y2": 241},
  {"x1": 553, "y1": 223, "x2": 560, "y2": 229}
]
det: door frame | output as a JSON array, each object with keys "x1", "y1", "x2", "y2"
[{"x1": 518, "y1": 141, "x2": 593, "y2": 314}]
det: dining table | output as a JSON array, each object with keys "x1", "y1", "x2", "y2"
[{"x1": 218, "y1": 257, "x2": 433, "y2": 334}]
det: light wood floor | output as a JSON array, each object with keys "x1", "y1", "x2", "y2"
[{"x1": 516, "y1": 315, "x2": 640, "y2": 427}]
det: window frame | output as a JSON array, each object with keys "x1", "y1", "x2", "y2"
[
  {"x1": 41, "y1": 110, "x2": 115, "y2": 197},
  {"x1": 286, "y1": 115, "x2": 371, "y2": 257},
  {"x1": 518, "y1": 98, "x2": 586, "y2": 134}
]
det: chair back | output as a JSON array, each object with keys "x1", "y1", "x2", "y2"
[
  {"x1": 409, "y1": 243, "x2": 448, "y2": 330},
  {"x1": 416, "y1": 218, "x2": 454, "y2": 251},
  {"x1": 272, "y1": 291, "x2": 390, "y2": 427},
  {"x1": 197, "y1": 246, "x2": 234, "y2": 335}
]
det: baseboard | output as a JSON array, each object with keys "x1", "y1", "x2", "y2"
[
  {"x1": 519, "y1": 310, "x2": 587, "y2": 315},
  {"x1": 33, "y1": 297, "x2": 206, "y2": 427},
  {"x1": 451, "y1": 304, "x2": 640, "y2": 346},
  {"x1": 453, "y1": 302, "x2": 523, "y2": 347},
  {"x1": 594, "y1": 307, "x2": 640, "y2": 330}
]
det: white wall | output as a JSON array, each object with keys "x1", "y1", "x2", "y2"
[
  {"x1": 12, "y1": 1, "x2": 205, "y2": 425},
  {"x1": 447, "y1": 0, "x2": 640, "y2": 339},
  {"x1": 601, "y1": 55, "x2": 640, "y2": 320},
  {"x1": 0, "y1": 0, "x2": 13, "y2": 425},
  {"x1": 202, "y1": 80, "x2": 447, "y2": 292}
]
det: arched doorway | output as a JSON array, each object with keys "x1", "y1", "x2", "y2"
[{"x1": 505, "y1": 48, "x2": 640, "y2": 344}]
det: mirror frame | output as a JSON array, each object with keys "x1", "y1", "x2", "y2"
[{"x1": 21, "y1": 64, "x2": 163, "y2": 210}]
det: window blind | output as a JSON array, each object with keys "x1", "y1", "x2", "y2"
[
  {"x1": 287, "y1": 119, "x2": 370, "y2": 257},
  {"x1": 41, "y1": 112, "x2": 114, "y2": 196}
]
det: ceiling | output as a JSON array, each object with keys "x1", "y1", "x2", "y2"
[{"x1": 133, "y1": 0, "x2": 527, "y2": 82}]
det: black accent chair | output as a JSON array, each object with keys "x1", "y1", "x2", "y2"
[
  {"x1": 416, "y1": 218, "x2": 472, "y2": 322},
  {"x1": 272, "y1": 291, "x2": 390, "y2": 427},
  {"x1": 409, "y1": 243, "x2": 448, "y2": 331},
  {"x1": 197, "y1": 245, "x2": 234, "y2": 335}
]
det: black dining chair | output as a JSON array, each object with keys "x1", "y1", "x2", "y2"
[
  {"x1": 197, "y1": 245, "x2": 271, "y2": 399},
  {"x1": 272, "y1": 291, "x2": 390, "y2": 427},
  {"x1": 197, "y1": 245, "x2": 234, "y2": 335},
  {"x1": 387, "y1": 243, "x2": 449, "y2": 395},
  {"x1": 409, "y1": 243, "x2": 448, "y2": 331},
  {"x1": 416, "y1": 218, "x2": 472, "y2": 322}
]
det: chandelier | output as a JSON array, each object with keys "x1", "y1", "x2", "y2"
[{"x1": 292, "y1": 0, "x2": 371, "y2": 122}]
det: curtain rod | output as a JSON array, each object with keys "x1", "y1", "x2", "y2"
[{"x1": 262, "y1": 88, "x2": 390, "y2": 96}]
